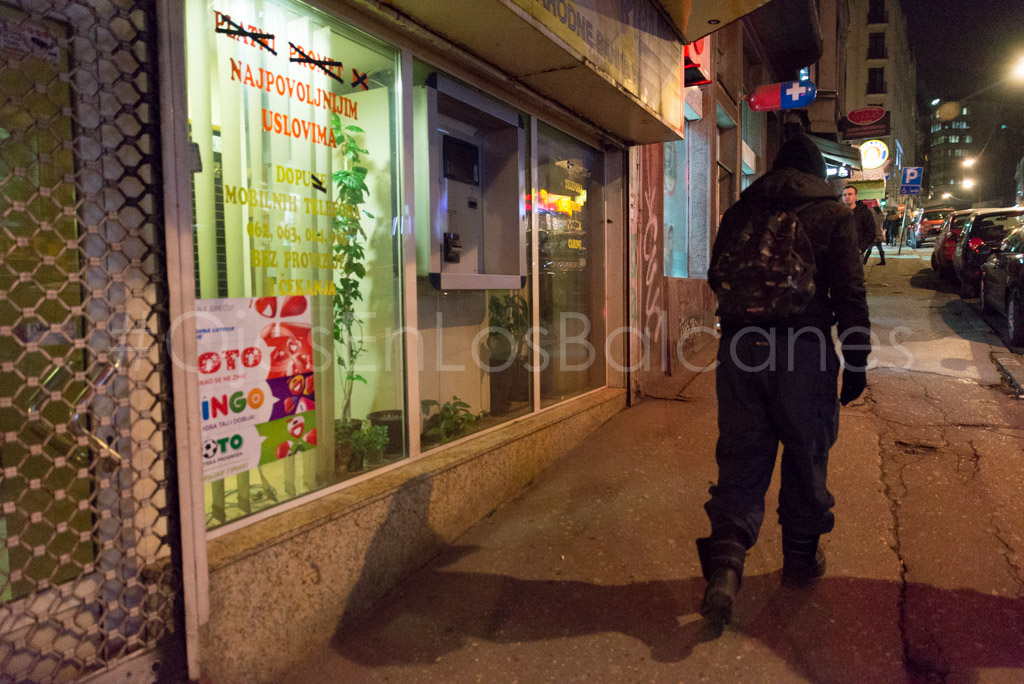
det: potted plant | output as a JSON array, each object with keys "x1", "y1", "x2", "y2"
[
  {"x1": 330, "y1": 115, "x2": 374, "y2": 434},
  {"x1": 348, "y1": 421, "x2": 388, "y2": 470},
  {"x1": 485, "y1": 291, "x2": 530, "y2": 415},
  {"x1": 367, "y1": 409, "x2": 404, "y2": 457},
  {"x1": 421, "y1": 396, "x2": 481, "y2": 446},
  {"x1": 334, "y1": 417, "x2": 363, "y2": 475}
]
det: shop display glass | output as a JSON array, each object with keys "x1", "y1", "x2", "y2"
[
  {"x1": 412, "y1": 60, "x2": 533, "y2": 442},
  {"x1": 185, "y1": 0, "x2": 405, "y2": 529},
  {"x1": 535, "y1": 124, "x2": 606, "y2": 405}
]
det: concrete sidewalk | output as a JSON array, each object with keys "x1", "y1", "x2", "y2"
[{"x1": 290, "y1": 364, "x2": 905, "y2": 682}]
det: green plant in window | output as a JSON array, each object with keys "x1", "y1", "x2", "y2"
[
  {"x1": 349, "y1": 421, "x2": 388, "y2": 467},
  {"x1": 486, "y1": 291, "x2": 530, "y2": 365},
  {"x1": 421, "y1": 396, "x2": 481, "y2": 445},
  {"x1": 331, "y1": 115, "x2": 374, "y2": 428}
]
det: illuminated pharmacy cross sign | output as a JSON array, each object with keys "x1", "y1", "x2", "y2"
[{"x1": 785, "y1": 83, "x2": 808, "y2": 101}]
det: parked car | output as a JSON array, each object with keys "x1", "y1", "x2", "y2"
[
  {"x1": 931, "y1": 209, "x2": 974, "y2": 278},
  {"x1": 908, "y1": 207, "x2": 954, "y2": 248},
  {"x1": 953, "y1": 208, "x2": 1024, "y2": 299},
  {"x1": 979, "y1": 224, "x2": 1024, "y2": 345}
]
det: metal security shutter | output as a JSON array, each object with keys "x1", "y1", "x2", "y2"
[{"x1": 0, "y1": 1, "x2": 181, "y2": 681}]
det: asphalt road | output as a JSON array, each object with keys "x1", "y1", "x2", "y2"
[{"x1": 287, "y1": 244, "x2": 1024, "y2": 684}]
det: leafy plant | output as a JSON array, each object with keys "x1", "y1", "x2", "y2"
[
  {"x1": 349, "y1": 421, "x2": 388, "y2": 459},
  {"x1": 421, "y1": 396, "x2": 481, "y2": 445},
  {"x1": 331, "y1": 115, "x2": 375, "y2": 427},
  {"x1": 486, "y1": 291, "x2": 530, "y2": 364}
]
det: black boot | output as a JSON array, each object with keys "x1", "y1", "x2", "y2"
[
  {"x1": 696, "y1": 534, "x2": 746, "y2": 629},
  {"x1": 782, "y1": 531, "x2": 826, "y2": 587}
]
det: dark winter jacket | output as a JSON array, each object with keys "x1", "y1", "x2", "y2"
[
  {"x1": 852, "y1": 201, "x2": 877, "y2": 250},
  {"x1": 710, "y1": 167, "x2": 871, "y2": 355}
]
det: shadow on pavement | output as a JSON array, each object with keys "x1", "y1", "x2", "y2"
[
  {"x1": 908, "y1": 267, "x2": 958, "y2": 295},
  {"x1": 328, "y1": 553, "x2": 1024, "y2": 682}
]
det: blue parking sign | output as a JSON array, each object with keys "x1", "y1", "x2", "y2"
[
  {"x1": 901, "y1": 167, "x2": 923, "y2": 186},
  {"x1": 899, "y1": 166, "x2": 923, "y2": 195}
]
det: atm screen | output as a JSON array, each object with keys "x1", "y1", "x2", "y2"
[{"x1": 443, "y1": 135, "x2": 480, "y2": 185}]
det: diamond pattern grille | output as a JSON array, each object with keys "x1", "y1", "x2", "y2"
[{"x1": 0, "y1": 1, "x2": 178, "y2": 681}]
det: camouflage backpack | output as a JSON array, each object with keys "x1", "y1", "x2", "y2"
[{"x1": 709, "y1": 202, "x2": 818, "y2": 323}]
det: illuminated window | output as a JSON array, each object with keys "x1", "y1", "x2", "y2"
[{"x1": 185, "y1": 0, "x2": 406, "y2": 529}]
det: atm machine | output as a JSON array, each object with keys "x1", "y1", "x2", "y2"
[{"x1": 414, "y1": 73, "x2": 527, "y2": 290}]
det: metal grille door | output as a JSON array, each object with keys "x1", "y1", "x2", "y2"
[{"x1": 0, "y1": 1, "x2": 180, "y2": 681}]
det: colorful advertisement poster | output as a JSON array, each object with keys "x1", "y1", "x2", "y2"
[{"x1": 196, "y1": 295, "x2": 318, "y2": 482}]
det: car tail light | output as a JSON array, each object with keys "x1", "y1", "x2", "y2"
[{"x1": 968, "y1": 237, "x2": 984, "y2": 252}]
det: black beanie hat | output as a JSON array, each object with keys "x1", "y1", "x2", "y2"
[{"x1": 772, "y1": 133, "x2": 827, "y2": 179}]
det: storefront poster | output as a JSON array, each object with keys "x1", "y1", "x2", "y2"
[{"x1": 196, "y1": 295, "x2": 318, "y2": 482}]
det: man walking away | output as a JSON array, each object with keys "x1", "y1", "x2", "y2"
[
  {"x1": 843, "y1": 185, "x2": 879, "y2": 263},
  {"x1": 862, "y1": 205, "x2": 887, "y2": 265},
  {"x1": 699, "y1": 134, "x2": 871, "y2": 631}
]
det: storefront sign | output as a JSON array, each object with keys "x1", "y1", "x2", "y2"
[
  {"x1": 509, "y1": 0, "x2": 683, "y2": 131},
  {"x1": 196, "y1": 295, "x2": 317, "y2": 482},
  {"x1": 859, "y1": 139, "x2": 889, "y2": 170},
  {"x1": 746, "y1": 80, "x2": 817, "y2": 112},
  {"x1": 683, "y1": 36, "x2": 711, "y2": 86},
  {"x1": 840, "y1": 108, "x2": 891, "y2": 140}
]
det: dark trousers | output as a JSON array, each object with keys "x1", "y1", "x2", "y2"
[
  {"x1": 705, "y1": 328, "x2": 840, "y2": 549},
  {"x1": 863, "y1": 242, "x2": 886, "y2": 263}
]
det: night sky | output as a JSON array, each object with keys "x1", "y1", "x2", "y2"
[{"x1": 900, "y1": 0, "x2": 1024, "y2": 102}]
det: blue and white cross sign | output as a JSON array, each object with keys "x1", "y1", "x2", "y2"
[{"x1": 899, "y1": 166, "x2": 923, "y2": 195}]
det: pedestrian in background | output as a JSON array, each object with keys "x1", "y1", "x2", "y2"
[
  {"x1": 843, "y1": 185, "x2": 877, "y2": 258},
  {"x1": 701, "y1": 135, "x2": 871, "y2": 630},
  {"x1": 883, "y1": 209, "x2": 903, "y2": 246},
  {"x1": 863, "y1": 205, "x2": 887, "y2": 265}
]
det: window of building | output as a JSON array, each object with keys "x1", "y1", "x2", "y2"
[
  {"x1": 867, "y1": 32, "x2": 886, "y2": 59},
  {"x1": 965, "y1": 135, "x2": 973, "y2": 143},
  {"x1": 664, "y1": 138, "x2": 688, "y2": 278},
  {"x1": 868, "y1": 0, "x2": 888, "y2": 23},
  {"x1": 954, "y1": 149, "x2": 965, "y2": 157},
  {"x1": 962, "y1": 107, "x2": 969, "y2": 115},
  {"x1": 535, "y1": 123, "x2": 606, "y2": 407},
  {"x1": 867, "y1": 67, "x2": 886, "y2": 94},
  {"x1": 949, "y1": 135, "x2": 959, "y2": 144},
  {"x1": 931, "y1": 123, "x2": 941, "y2": 133},
  {"x1": 186, "y1": 0, "x2": 406, "y2": 529}
]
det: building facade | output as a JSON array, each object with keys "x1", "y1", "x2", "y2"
[
  {"x1": 926, "y1": 99, "x2": 1024, "y2": 208},
  {"x1": 0, "y1": 1, "x2": 825, "y2": 682},
  {"x1": 843, "y1": 0, "x2": 917, "y2": 203}
]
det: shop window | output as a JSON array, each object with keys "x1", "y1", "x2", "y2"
[
  {"x1": 536, "y1": 123, "x2": 606, "y2": 407},
  {"x1": 184, "y1": 0, "x2": 405, "y2": 530},
  {"x1": 412, "y1": 60, "x2": 533, "y2": 439},
  {"x1": 663, "y1": 138, "x2": 688, "y2": 277}
]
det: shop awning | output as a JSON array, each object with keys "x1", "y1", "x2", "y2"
[
  {"x1": 655, "y1": 0, "x2": 773, "y2": 42},
  {"x1": 377, "y1": 0, "x2": 690, "y2": 145},
  {"x1": 810, "y1": 135, "x2": 862, "y2": 170}
]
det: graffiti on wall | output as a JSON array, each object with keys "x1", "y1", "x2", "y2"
[{"x1": 640, "y1": 144, "x2": 665, "y2": 376}]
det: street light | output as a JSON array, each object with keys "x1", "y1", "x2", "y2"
[
  {"x1": 963, "y1": 178, "x2": 976, "y2": 189},
  {"x1": 962, "y1": 158, "x2": 976, "y2": 167},
  {"x1": 1013, "y1": 55, "x2": 1024, "y2": 81}
]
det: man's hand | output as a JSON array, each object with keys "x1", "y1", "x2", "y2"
[{"x1": 840, "y1": 368, "x2": 867, "y2": 405}]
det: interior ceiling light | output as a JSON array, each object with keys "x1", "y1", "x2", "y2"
[{"x1": 708, "y1": 19, "x2": 720, "y2": 24}]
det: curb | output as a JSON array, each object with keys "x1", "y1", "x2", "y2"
[{"x1": 992, "y1": 353, "x2": 1024, "y2": 396}]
